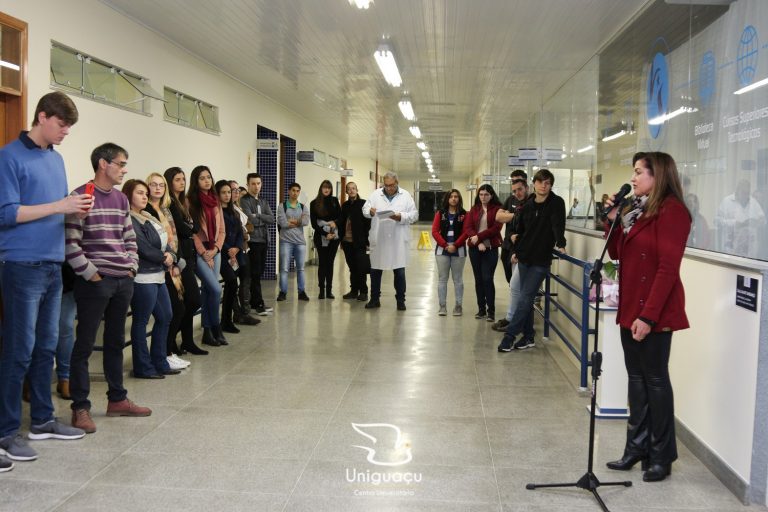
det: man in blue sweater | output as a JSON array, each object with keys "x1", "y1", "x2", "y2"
[{"x1": 0, "y1": 92, "x2": 92, "y2": 469}]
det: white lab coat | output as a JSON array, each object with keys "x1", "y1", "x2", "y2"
[{"x1": 363, "y1": 187, "x2": 418, "y2": 269}]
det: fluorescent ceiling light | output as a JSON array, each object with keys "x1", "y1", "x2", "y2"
[
  {"x1": 409, "y1": 125, "x2": 422, "y2": 138},
  {"x1": 648, "y1": 106, "x2": 698, "y2": 125},
  {"x1": 374, "y1": 43, "x2": 402, "y2": 87},
  {"x1": 416, "y1": 141, "x2": 427, "y2": 151},
  {"x1": 601, "y1": 130, "x2": 627, "y2": 142},
  {"x1": 734, "y1": 76, "x2": 768, "y2": 95},
  {"x1": 398, "y1": 98, "x2": 416, "y2": 121},
  {"x1": 576, "y1": 145, "x2": 594, "y2": 153},
  {"x1": 425, "y1": 158, "x2": 432, "y2": 165},
  {"x1": 421, "y1": 151, "x2": 430, "y2": 159},
  {"x1": 349, "y1": 0, "x2": 373, "y2": 8},
  {"x1": 0, "y1": 60, "x2": 20, "y2": 71}
]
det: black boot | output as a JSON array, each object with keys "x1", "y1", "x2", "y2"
[
  {"x1": 606, "y1": 453, "x2": 649, "y2": 471},
  {"x1": 213, "y1": 325, "x2": 229, "y2": 345},
  {"x1": 181, "y1": 338, "x2": 209, "y2": 355},
  {"x1": 325, "y1": 286, "x2": 335, "y2": 300},
  {"x1": 202, "y1": 328, "x2": 220, "y2": 347},
  {"x1": 221, "y1": 321, "x2": 240, "y2": 334}
]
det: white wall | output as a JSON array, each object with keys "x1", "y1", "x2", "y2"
[
  {"x1": 552, "y1": 229, "x2": 762, "y2": 482},
  {"x1": 1, "y1": 0, "x2": 347, "y2": 190}
]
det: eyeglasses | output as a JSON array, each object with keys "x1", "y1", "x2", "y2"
[
  {"x1": 108, "y1": 160, "x2": 128, "y2": 168},
  {"x1": 149, "y1": 183, "x2": 166, "y2": 189}
]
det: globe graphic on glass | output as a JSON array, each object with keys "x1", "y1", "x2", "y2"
[
  {"x1": 646, "y1": 52, "x2": 668, "y2": 140},
  {"x1": 737, "y1": 25, "x2": 758, "y2": 87},
  {"x1": 699, "y1": 51, "x2": 716, "y2": 106}
]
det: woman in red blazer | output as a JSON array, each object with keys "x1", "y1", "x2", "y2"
[
  {"x1": 431, "y1": 189, "x2": 469, "y2": 316},
  {"x1": 464, "y1": 184, "x2": 503, "y2": 322},
  {"x1": 603, "y1": 152, "x2": 691, "y2": 482}
]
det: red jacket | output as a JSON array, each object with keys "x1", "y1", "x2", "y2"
[
  {"x1": 606, "y1": 196, "x2": 691, "y2": 332},
  {"x1": 464, "y1": 203, "x2": 503, "y2": 248},
  {"x1": 431, "y1": 209, "x2": 468, "y2": 249}
]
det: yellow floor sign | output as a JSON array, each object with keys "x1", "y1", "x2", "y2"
[{"x1": 417, "y1": 231, "x2": 432, "y2": 250}]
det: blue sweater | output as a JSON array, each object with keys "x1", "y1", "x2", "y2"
[{"x1": 0, "y1": 135, "x2": 68, "y2": 262}]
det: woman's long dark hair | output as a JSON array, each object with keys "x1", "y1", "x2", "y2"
[
  {"x1": 164, "y1": 167, "x2": 190, "y2": 220},
  {"x1": 312, "y1": 179, "x2": 334, "y2": 217},
  {"x1": 187, "y1": 165, "x2": 213, "y2": 223},
  {"x1": 474, "y1": 184, "x2": 501, "y2": 207},
  {"x1": 441, "y1": 189, "x2": 464, "y2": 212},
  {"x1": 215, "y1": 180, "x2": 235, "y2": 215}
]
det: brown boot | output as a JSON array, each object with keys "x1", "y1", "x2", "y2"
[
  {"x1": 71, "y1": 408, "x2": 96, "y2": 434},
  {"x1": 57, "y1": 380, "x2": 71, "y2": 400},
  {"x1": 106, "y1": 399, "x2": 152, "y2": 417}
]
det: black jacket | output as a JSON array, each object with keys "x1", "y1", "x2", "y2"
[
  {"x1": 131, "y1": 213, "x2": 174, "y2": 275},
  {"x1": 166, "y1": 201, "x2": 198, "y2": 269},
  {"x1": 514, "y1": 192, "x2": 567, "y2": 266},
  {"x1": 338, "y1": 197, "x2": 371, "y2": 249},
  {"x1": 310, "y1": 195, "x2": 342, "y2": 247}
]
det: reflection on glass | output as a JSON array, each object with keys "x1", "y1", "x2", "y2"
[{"x1": 0, "y1": 24, "x2": 22, "y2": 92}]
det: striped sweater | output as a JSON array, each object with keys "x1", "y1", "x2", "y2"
[{"x1": 65, "y1": 183, "x2": 138, "y2": 280}]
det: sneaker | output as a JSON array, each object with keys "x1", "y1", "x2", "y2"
[
  {"x1": 513, "y1": 338, "x2": 536, "y2": 350},
  {"x1": 452, "y1": 305, "x2": 463, "y2": 316},
  {"x1": 106, "y1": 399, "x2": 152, "y2": 417},
  {"x1": 28, "y1": 418, "x2": 85, "y2": 441},
  {"x1": 298, "y1": 291, "x2": 310, "y2": 301},
  {"x1": 397, "y1": 302, "x2": 406, "y2": 311},
  {"x1": 0, "y1": 455, "x2": 13, "y2": 472},
  {"x1": 497, "y1": 337, "x2": 514, "y2": 353},
  {"x1": 71, "y1": 409, "x2": 97, "y2": 434},
  {"x1": 169, "y1": 354, "x2": 191, "y2": 368},
  {"x1": 475, "y1": 311, "x2": 487, "y2": 320},
  {"x1": 0, "y1": 433, "x2": 38, "y2": 461},
  {"x1": 166, "y1": 356, "x2": 187, "y2": 371},
  {"x1": 438, "y1": 305, "x2": 448, "y2": 316},
  {"x1": 262, "y1": 305, "x2": 274, "y2": 312},
  {"x1": 343, "y1": 291, "x2": 358, "y2": 300},
  {"x1": 487, "y1": 314, "x2": 495, "y2": 323},
  {"x1": 365, "y1": 299, "x2": 381, "y2": 309},
  {"x1": 276, "y1": 292, "x2": 287, "y2": 302},
  {"x1": 254, "y1": 305, "x2": 268, "y2": 316},
  {"x1": 357, "y1": 292, "x2": 368, "y2": 302},
  {"x1": 491, "y1": 319, "x2": 510, "y2": 332}
]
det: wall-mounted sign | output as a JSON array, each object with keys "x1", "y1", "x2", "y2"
[
  {"x1": 543, "y1": 148, "x2": 564, "y2": 161},
  {"x1": 508, "y1": 156, "x2": 525, "y2": 167},
  {"x1": 340, "y1": 168, "x2": 354, "y2": 177},
  {"x1": 518, "y1": 148, "x2": 540, "y2": 160},
  {"x1": 482, "y1": 174, "x2": 494, "y2": 182},
  {"x1": 256, "y1": 139, "x2": 279, "y2": 150},
  {"x1": 427, "y1": 178, "x2": 440, "y2": 183},
  {"x1": 466, "y1": 184, "x2": 478, "y2": 191},
  {"x1": 296, "y1": 151, "x2": 314, "y2": 161},
  {"x1": 428, "y1": 184, "x2": 443, "y2": 191},
  {"x1": 736, "y1": 275, "x2": 758, "y2": 312}
]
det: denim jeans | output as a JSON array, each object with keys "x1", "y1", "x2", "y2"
[
  {"x1": 501, "y1": 262, "x2": 549, "y2": 344},
  {"x1": 504, "y1": 264, "x2": 534, "y2": 340},
  {"x1": 468, "y1": 246, "x2": 499, "y2": 315},
  {"x1": 370, "y1": 267, "x2": 406, "y2": 303},
  {"x1": 435, "y1": 254, "x2": 465, "y2": 306},
  {"x1": 0, "y1": 261, "x2": 62, "y2": 436},
  {"x1": 70, "y1": 276, "x2": 133, "y2": 411},
  {"x1": 56, "y1": 290, "x2": 76, "y2": 381},
  {"x1": 130, "y1": 282, "x2": 172, "y2": 376},
  {"x1": 195, "y1": 253, "x2": 221, "y2": 328},
  {"x1": 279, "y1": 242, "x2": 306, "y2": 293}
]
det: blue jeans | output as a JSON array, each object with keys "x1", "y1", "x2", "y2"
[
  {"x1": 468, "y1": 246, "x2": 499, "y2": 315},
  {"x1": 130, "y1": 282, "x2": 172, "y2": 376},
  {"x1": 370, "y1": 267, "x2": 406, "y2": 303},
  {"x1": 504, "y1": 264, "x2": 534, "y2": 340},
  {"x1": 195, "y1": 253, "x2": 221, "y2": 328},
  {"x1": 279, "y1": 242, "x2": 306, "y2": 293},
  {"x1": 56, "y1": 290, "x2": 76, "y2": 381},
  {"x1": 501, "y1": 262, "x2": 549, "y2": 344},
  {"x1": 0, "y1": 261, "x2": 62, "y2": 436},
  {"x1": 435, "y1": 254, "x2": 465, "y2": 306}
]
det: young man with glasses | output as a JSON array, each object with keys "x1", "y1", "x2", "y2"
[{"x1": 65, "y1": 143, "x2": 151, "y2": 434}]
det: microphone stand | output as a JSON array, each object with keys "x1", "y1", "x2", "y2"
[{"x1": 525, "y1": 199, "x2": 631, "y2": 511}]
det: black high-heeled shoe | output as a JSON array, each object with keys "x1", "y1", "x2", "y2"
[
  {"x1": 606, "y1": 453, "x2": 649, "y2": 471},
  {"x1": 643, "y1": 463, "x2": 671, "y2": 482},
  {"x1": 201, "y1": 328, "x2": 220, "y2": 347},
  {"x1": 180, "y1": 340, "x2": 209, "y2": 355},
  {"x1": 213, "y1": 325, "x2": 229, "y2": 345}
]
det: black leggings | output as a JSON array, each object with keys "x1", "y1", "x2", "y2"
[{"x1": 316, "y1": 241, "x2": 339, "y2": 292}]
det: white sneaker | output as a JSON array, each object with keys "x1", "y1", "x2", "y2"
[
  {"x1": 166, "y1": 356, "x2": 188, "y2": 371},
  {"x1": 173, "y1": 354, "x2": 191, "y2": 368}
]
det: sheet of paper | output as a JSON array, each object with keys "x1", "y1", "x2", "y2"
[{"x1": 376, "y1": 210, "x2": 394, "y2": 217}]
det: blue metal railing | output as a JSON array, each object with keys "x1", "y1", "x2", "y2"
[{"x1": 538, "y1": 251, "x2": 595, "y2": 389}]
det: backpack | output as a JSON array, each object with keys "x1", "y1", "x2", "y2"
[{"x1": 278, "y1": 201, "x2": 302, "y2": 232}]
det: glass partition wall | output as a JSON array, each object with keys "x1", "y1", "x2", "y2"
[{"x1": 510, "y1": 0, "x2": 768, "y2": 262}]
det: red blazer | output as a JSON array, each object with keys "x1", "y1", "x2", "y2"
[
  {"x1": 606, "y1": 196, "x2": 691, "y2": 332},
  {"x1": 464, "y1": 203, "x2": 503, "y2": 248},
  {"x1": 431, "y1": 210, "x2": 468, "y2": 248}
]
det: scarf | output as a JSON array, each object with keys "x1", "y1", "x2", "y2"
[
  {"x1": 199, "y1": 189, "x2": 219, "y2": 250},
  {"x1": 622, "y1": 195, "x2": 648, "y2": 234}
]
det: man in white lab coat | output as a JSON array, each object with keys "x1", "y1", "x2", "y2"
[{"x1": 362, "y1": 172, "x2": 418, "y2": 310}]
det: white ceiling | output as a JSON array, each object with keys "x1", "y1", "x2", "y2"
[{"x1": 100, "y1": 0, "x2": 649, "y2": 180}]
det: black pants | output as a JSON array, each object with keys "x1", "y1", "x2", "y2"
[
  {"x1": 468, "y1": 246, "x2": 498, "y2": 316},
  {"x1": 70, "y1": 276, "x2": 133, "y2": 411},
  {"x1": 341, "y1": 241, "x2": 369, "y2": 293},
  {"x1": 174, "y1": 263, "x2": 201, "y2": 349},
  {"x1": 222, "y1": 278, "x2": 238, "y2": 325},
  {"x1": 165, "y1": 273, "x2": 185, "y2": 355},
  {"x1": 500, "y1": 246, "x2": 513, "y2": 283},
  {"x1": 316, "y1": 240, "x2": 339, "y2": 292},
  {"x1": 620, "y1": 328, "x2": 678, "y2": 465},
  {"x1": 248, "y1": 242, "x2": 267, "y2": 308},
  {"x1": 237, "y1": 252, "x2": 250, "y2": 312}
]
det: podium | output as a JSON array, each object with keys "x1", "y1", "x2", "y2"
[{"x1": 588, "y1": 304, "x2": 629, "y2": 418}]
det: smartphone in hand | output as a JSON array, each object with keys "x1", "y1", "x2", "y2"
[{"x1": 83, "y1": 182, "x2": 95, "y2": 211}]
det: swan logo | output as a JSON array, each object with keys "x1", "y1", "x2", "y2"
[{"x1": 350, "y1": 422, "x2": 413, "y2": 466}]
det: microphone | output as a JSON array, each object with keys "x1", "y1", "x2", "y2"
[{"x1": 609, "y1": 183, "x2": 631, "y2": 210}]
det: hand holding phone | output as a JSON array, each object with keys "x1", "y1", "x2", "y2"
[{"x1": 83, "y1": 183, "x2": 95, "y2": 212}]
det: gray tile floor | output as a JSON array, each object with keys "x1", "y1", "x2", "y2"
[{"x1": 2, "y1": 227, "x2": 764, "y2": 511}]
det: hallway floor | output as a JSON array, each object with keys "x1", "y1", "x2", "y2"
[{"x1": 1, "y1": 228, "x2": 762, "y2": 511}]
